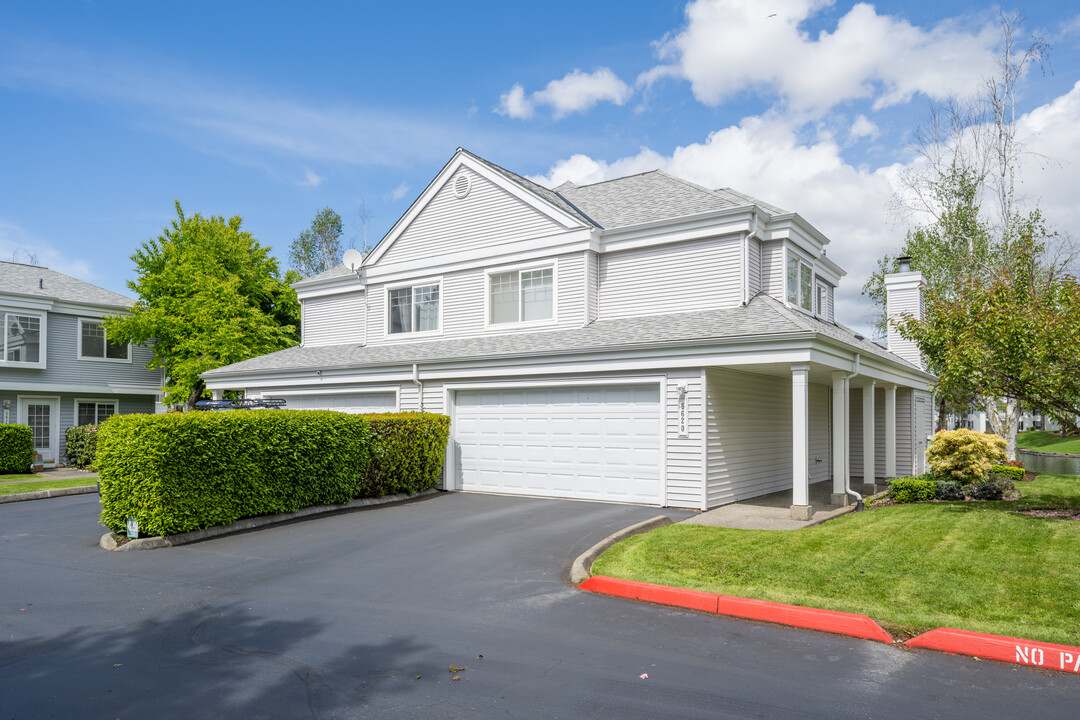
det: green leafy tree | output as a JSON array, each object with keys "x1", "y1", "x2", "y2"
[
  {"x1": 105, "y1": 202, "x2": 301, "y2": 410},
  {"x1": 289, "y1": 207, "x2": 344, "y2": 278}
]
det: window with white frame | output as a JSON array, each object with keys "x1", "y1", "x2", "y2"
[
  {"x1": 388, "y1": 283, "x2": 440, "y2": 334},
  {"x1": 3, "y1": 312, "x2": 42, "y2": 363},
  {"x1": 77, "y1": 400, "x2": 117, "y2": 426},
  {"x1": 79, "y1": 320, "x2": 130, "y2": 361},
  {"x1": 786, "y1": 255, "x2": 813, "y2": 312},
  {"x1": 489, "y1": 267, "x2": 553, "y2": 324}
]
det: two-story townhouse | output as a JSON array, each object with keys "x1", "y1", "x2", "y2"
[
  {"x1": 0, "y1": 262, "x2": 162, "y2": 467},
  {"x1": 203, "y1": 149, "x2": 935, "y2": 519}
]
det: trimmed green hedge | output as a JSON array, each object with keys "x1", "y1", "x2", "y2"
[
  {"x1": 990, "y1": 464, "x2": 1025, "y2": 483},
  {"x1": 889, "y1": 477, "x2": 937, "y2": 503},
  {"x1": 98, "y1": 410, "x2": 450, "y2": 537},
  {"x1": 0, "y1": 424, "x2": 34, "y2": 474},
  {"x1": 65, "y1": 424, "x2": 101, "y2": 470}
]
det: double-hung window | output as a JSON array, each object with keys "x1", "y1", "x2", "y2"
[
  {"x1": 2, "y1": 312, "x2": 43, "y2": 364},
  {"x1": 77, "y1": 400, "x2": 117, "y2": 426},
  {"x1": 388, "y1": 283, "x2": 440, "y2": 334},
  {"x1": 489, "y1": 267, "x2": 553, "y2": 324},
  {"x1": 786, "y1": 255, "x2": 813, "y2": 313},
  {"x1": 79, "y1": 320, "x2": 130, "y2": 361}
]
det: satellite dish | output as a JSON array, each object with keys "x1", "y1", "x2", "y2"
[{"x1": 342, "y1": 248, "x2": 364, "y2": 271}]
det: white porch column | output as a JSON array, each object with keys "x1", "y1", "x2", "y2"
[
  {"x1": 884, "y1": 384, "x2": 897, "y2": 479},
  {"x1": 831, "y1": 371, "x2": 848, "y2": 505},
  {"x1": 212, "y1": 389, "x2": 223, "y2": 400},
  {"x1": 791, "y1": 364, "x2": 812, "y2": 521},
  {"x1": 862, "y1": 381, "x2": 876, "y2": 485}
]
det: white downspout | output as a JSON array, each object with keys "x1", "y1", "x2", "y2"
[
  {"x1": 412, "y1": 363, "x2": 424, "y2": 411},
  {"x1": 844, "y1": 353, "x2": 864, "y2": 509}
]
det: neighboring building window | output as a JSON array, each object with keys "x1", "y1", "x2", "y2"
[
  {"x1": 786, "y1": 256, "x2": 813, "y2": 312},
  {"x1": 490, "y1": 268, "x2": 553, "y2": 324},
  {"x1": 3, "y1": 312, "x2": 41, "y2": 363},
  {"x1": 388, "y1": 283, "x2": 439, "y2": 334},
  {"x1": 77, "y1": 401, "x2": 117, "y2": 426},
  {"x1": 79, "y1": 320, "x2": 130, "y2": 361},
  {"x1": 816, "y1": 284, "x2": 826, "y2": 316}
]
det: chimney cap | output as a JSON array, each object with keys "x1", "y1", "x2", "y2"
[{"x1": 896, "y1": 256, "x2": 913, "y2": 273}]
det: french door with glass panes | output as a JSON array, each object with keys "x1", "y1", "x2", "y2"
[{"x1": 18, "y1": 396, "x2": 60, "y2": 466}]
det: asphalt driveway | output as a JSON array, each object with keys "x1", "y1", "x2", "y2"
[{"x1": 1, "y1": 492, "x2": 1076, "y2": 719}]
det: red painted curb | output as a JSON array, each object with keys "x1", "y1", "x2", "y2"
[
  {"x1": 579, "y1": 576, "x2": 893, "y2": 643},
  {"x1": 907, "y1": 628, "x2": 1080, "y2": 674}
]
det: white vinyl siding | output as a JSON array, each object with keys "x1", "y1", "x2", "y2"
[
  {"x1": 705, "y1": 368, "x2": 830, "y2": 507},
  {"x1": 896, "y1": 387, "x2": 913, "y2": 476},
  {"x1": 585, "y1": 249, "x2": 599, "y2": 324},
  {"x1": 453, "y1": 384, "x2": 662, "y2": 504},
  {"x1": 266, "y1": 392, "x2": 397, "y2": 414},
  {"x1": 599, "y1": 235, "x2": 742, "y2": 319},
  {"x1": 665, "y1": 368, "x2": 705, "y2": 509},
  {"x1": 302, "y1": 291, "x2": 365, "y2": 347},
  {"x1": 378, "y1": 167, "x2": 566, "y2": 265},
  {"x1": 747, "y1": 237, "x2": 762, "y2": 297},
  {"x1": 760, "y1": 240, "x2": 785, "y2": 300}
]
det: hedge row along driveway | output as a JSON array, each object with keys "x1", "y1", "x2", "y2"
[{"x1": 98, "y1": 410, "x2": 449, "y2": 537}]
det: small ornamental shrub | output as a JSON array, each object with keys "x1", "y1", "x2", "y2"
[
  {"x1": 65, "y1": 424, "x2": 101, "y2": 470},
  {"x1": 934, "y1": 480, "x2": 965, "y2": 501},
  {"x1": 1004, "y1": 459, "x2": 1024, "y2": 469},
  {"x1": 889, "y1": 477, "x2": 937, "y2": 503},
  {"x1": 926, "y1": 428, "x2": 1007, "y2": 485},
  {"x1": 0, "y1": 424, "x2": 34, "y2": 474},
  {"x1": 989, "y1": 464, "x2": 1024, "y2": 483},
  {"x1": 968, "y1": 480, "x2": 1004, "y2": 501},
  {"x1": 361, "y1": 412, "x2": 451, "y2": 496}
]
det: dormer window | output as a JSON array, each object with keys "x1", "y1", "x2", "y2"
[
  {"x1": 388, "y1": 282, "x2": 440, "y2": 334},
  {"x1": 786, "y1": 255, "x2": 813, "y2": 312}
]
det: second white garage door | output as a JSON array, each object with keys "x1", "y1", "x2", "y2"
[
  {"x1": 454, "y1": 384, "x2": 662, "y2": 504},
  {"x1": 270, "y1": 392, "x2": 397, "y2": 414}
]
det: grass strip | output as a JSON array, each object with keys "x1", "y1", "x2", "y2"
[
  {"x1": 1018, "y1": 430, "x2": 1080, "y2": 454},
  {"x1": 0, "y1": 478, "x2": 97, "y2": 495},
  {"x1": 592, "y1": 474, "x2": 1080, "y2": 646}
]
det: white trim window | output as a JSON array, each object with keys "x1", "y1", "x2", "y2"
[
  {"x1": 388, "y1": 282, "x2": 440, "y2": 335},
  {"x1": 78, "y1": 319, "x2": 131, "y2": 362},
  {"x1": 786, "y1": 255, "x2": 813, "y2": 313},
  {"x1": 2, "y1": 312, "x2": 44, "y2": 365},
  {"x1": 76, "y1": 399, "x2": 118, "y2": 426},
  {"x1": 489, "y1": 267, "x2": 553, "y2": 325}
]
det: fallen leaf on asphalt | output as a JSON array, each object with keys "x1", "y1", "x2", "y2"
[
  {"x1": 639, "y1": 673, "x2": 648, "y2": 680},
  {"x1": 449, "y1": 664, "x2": 467, "y2": 673},
  {"x1": 112, "y1": 664, "x2": 122, "y2": 669},
  {"x1": 452, "y1": 675, "x2": 461, "y2": 681}
]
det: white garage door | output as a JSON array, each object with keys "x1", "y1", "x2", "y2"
[
  {"x1": 454, "y1": 384, "x2": 662, "y2": 504},
  {"x1": 271, "y1": 392, "x2": 397, "y2": 414}
]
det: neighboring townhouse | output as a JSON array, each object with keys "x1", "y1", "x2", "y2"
[
  {"x1": 0, "y1": 261, "x2": 162, "y2": 467},
  {"x1": 204, "y1": 149, "x2": 936, "y2": 518}
]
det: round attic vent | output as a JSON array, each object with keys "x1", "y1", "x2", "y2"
[{"x1": 452, "y1": 173, "x2": 471, "y2": 199}]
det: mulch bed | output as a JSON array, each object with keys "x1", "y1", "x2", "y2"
[{"x1": 1017, "y1": 509, "x2": 1080, "y2": 521}]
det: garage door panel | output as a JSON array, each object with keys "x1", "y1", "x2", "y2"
[{"x1": 455, "y1": 384, "x2": 662, "y2": 505}]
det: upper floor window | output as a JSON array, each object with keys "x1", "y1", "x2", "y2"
[
  {"x1": 79, "y1": 320, "x2": 131, "y2": 362},
  {"x1": 786, "y1": 256, "x2": 813, "y2": 313},
  {"x1": 490, "y1": 267, "x2": 553, "y2": 324},
  {"x1": 388, "y1": 283, "x2": 440, "y2": 334},
  {"x1": 3, "y1": 312, "x2": 42, "y2": 364}
]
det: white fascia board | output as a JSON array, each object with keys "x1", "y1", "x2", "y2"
[
  {"x1": 365, "y1": 151, "x2": 589, "y2": 267},
  {"x1": 883, "y1": 273, "x2": 924, "y2": 292},
  {"x1": 51, "y1": 301, "x2": 133, "y2": 317},
  {"x1": 296, "y1": 281, "x2": 366, "y2": 301},
  {"x1": 0, "y1": 380, "x2": 160, "y2": 395},
  {"x1": 0, "y1": 294, "x2": 56, "y2": 313},
  {"x1": 811, "y1": 336, "x2": 937, "y2": 386},
  {"x1": 361, "y1": 229, "x2": 594, "y2": 285},
  {"x1": 598, "y1": 208, "x2": 753, "y2": 252},
  {"x1": 817, "y1": 254, "x2": 846, "y2": 279}
]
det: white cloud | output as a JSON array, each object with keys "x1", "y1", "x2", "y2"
[
  {"x1": 647, "y1": 0, "x2": 1000, "y2": 115},
  {"x1": 386, "y1": 181, "x2": 410, "y2": 201},
  {"x1": 497, "y1": 68, "x2": 632, "y2": 120},
  {"x1": 495, "y1": 84, "x2": 534, "y2": 119},
  {"x1": 530, "y1": 84, "x2": 1080, "y2": 335},
  {"x1": 849, "y1": 114, "x2": 880, "y2": 141},
  {"x1": 296, "y1": 169, "x2": 324, "y2": 187}
]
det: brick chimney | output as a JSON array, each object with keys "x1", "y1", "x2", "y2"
[{"x1": 884, "y1": 257, "x2": 925, "y2": 369}]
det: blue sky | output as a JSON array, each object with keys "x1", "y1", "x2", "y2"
[{"x1": 2, "y1": 1, "x2": 1078, "y2": 334}]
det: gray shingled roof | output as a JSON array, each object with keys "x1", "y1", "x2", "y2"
[
  {"x1": 0, "y1": 261, "x2": 134, "y2": 308},
  {"x1": 293, "y1": 264, "x2": 357, "y2": 285},
  {"x1": 462, "y1": 149, "x2": 598, "y2": 228},
  {"x1": 205, "y1": 294, "x2": 916, "y2": 377},
  {"x1": 556, "y1": 171, "x2": 741, "y2": 229},
  {"x1": 711, "y1": 187, "x2": 790, "y2": 216}
]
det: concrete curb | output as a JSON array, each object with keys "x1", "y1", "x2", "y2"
[
  {"x1": 579, "y1": 575, "x2": 893, "y2": 643},
  {"x1": 99, "y1": 488, "x2": 440, "y2": 551},
  {"x1": 907, "y1": 628, "x2": 1080, "y2": 674},
  {"x1": 1018, "y1": 448, "x2": 1080, "y2": 459},
  {"x1": 569, "y1": 515, "x2": 672, "y2": 584},
  {"x1": 0, "y1": 485, "x2": 98, "y2": 504}
]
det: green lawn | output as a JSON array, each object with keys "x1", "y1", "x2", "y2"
[
  {"x1": 592, "y1": 474, "x2": 1080, "y2": 645},
  {"x1": 1018, "y1": 430, "x2": 1080, "y2": 454},
  {"x1": 0, "y1": 478, "x2": 97, "y2": 495}
]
